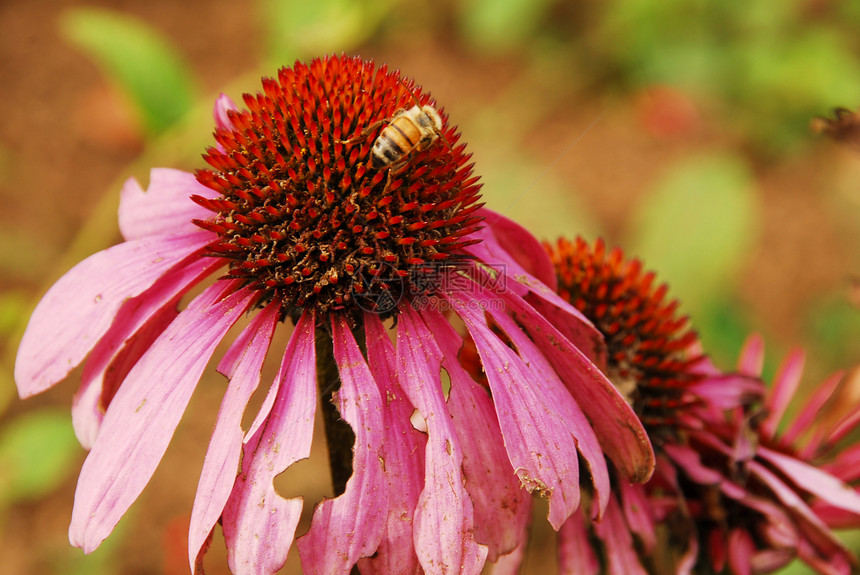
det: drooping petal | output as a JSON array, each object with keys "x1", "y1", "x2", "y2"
[
  {"x1": 464, "y1": 285, "x2": 654, "y2": 485},
  {"x1": 69, "y1": 281, "x2": 254, "y2": 553},
  {"x1": 592, "y1": 495, "x2": 648, "y2": 575},
  {"x1": 221, "y1": 311, "x2": 316, "y2": 575},
  {"x1": 297, "y1": 315, "x2": 388, "y2": 574},
  {"x1": 188, "y1": 300, "x2": 280, "y2": 573},
  {"x1": 73, "y1": 256, "x2": 222, "y2": 447},
  {"x1": 450, "y1": 290, "x2": 584, "y2": 528},
  {"x1": 759, "y1": 349, "x2": 805, "y2": 439},
  {"x1": 422, "y1": 309, "x2": 531, "y2": 560},
  {"x1": 119, "y1": 168, "x2": 219, "y2": 241},
  {"x1": 396, "y1": 305, "x2": 488, "y2": 574},
  {"x1": 558, "y1": 508, "x2": 600, "y2": 575},
  {"x1": 357, "y1": 314, "x2": 426, "y2": 575},
  {"x1": 15, "y1": 232, "x2": 213, "y2": 398}
]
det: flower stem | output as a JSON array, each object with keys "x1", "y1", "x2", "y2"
[{"x1": 315, "y1": 326, "x2": 355, "y2": 496}]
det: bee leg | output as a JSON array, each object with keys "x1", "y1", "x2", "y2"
[{"x1": 336, "y1": 119, "x2": 385, "y2": 145}]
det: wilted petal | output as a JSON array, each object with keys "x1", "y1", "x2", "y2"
[
  {"x1": 74, "y1": 256, "x2": 222, "y2": 448},
  {"x1": 558, "y1": 508, "x2": 600, "y2": 575},
  {"x1": 221, "y1": 312, "x2": 316, "y2": 575},
  {"x1": 396, "y1": 306, "x2": 488, "y2": 574},
  {"x1": 15, "y1": 232, "x2": 212, "y2": 398},
  {"x1": 297, "y1": 315, "x2": 388, "y2": 574},
  {"x1": 119, "y1": 168, "x2": 218, "y2": 240},
  {"x1": 69, "y1": 282, "x2": 254, "y2": 553},
  {"x1": 188, "y1": 301, "x2": 280, "y2": 572},
  {"x1": 423, "y1": 309, "x2": 531, "y2": 560},
  {"x1": 358, "y1": 314, "x2": 426, "y2": 575}
]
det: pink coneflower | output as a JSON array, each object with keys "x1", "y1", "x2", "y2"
[
  {"x1": 545, "y1": 237, "x2": 860, "y2": 575},
  {"x1": 14, "y1": 56, "x2": 653, "y2": 574}
]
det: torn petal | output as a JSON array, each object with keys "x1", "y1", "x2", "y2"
[
  {"x1": 221, "y1": 312, "x2": 316, "y2": 575},
  {"x1": 297, "y1": 315, "x2": 388, "y2": 573}
]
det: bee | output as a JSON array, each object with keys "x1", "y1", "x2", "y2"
[{"x1": 369, "y1": 104, "x2": 443, "y2": 169}]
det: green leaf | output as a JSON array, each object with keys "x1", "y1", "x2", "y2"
[
  {"x1": 628, "y1": 153, "x2": 757, "y2": 317},
  {"x1": 459, "y1": 0, "x2": 556, "y2": 52},
  {"x1": 59, "y1": 8, "x2": 197, "y2": 135},
  {"x1": 0, "y1": 409, "x2": 80, "y2": 507},
  {"x1": 258, "y1": 0, "x2": 396, "y2": 65}
]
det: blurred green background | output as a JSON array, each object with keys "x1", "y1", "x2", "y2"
[{"x1": 1, "y1": 0, "x2": 860, "y2": 573}]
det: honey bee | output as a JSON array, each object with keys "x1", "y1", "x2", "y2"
[{"x1": 370, "y1": 104, "x2": 443, "y2": 169}]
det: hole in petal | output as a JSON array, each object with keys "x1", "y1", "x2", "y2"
[{"x1": 410, "y1": 409, "x2": 428, "y2": 433}]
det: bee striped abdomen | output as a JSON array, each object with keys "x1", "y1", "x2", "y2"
[
  {"x1": 368, "y1": 105, "x2": 443, "y2": 169},
  {"x1": 372, "y1": 117, "x2": 423, "y2": 167}
]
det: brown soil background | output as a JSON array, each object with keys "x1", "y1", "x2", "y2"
[{"x1": 1, "y1": 1, "x2": 859, "y2": 574}]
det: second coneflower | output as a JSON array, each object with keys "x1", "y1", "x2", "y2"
[
  {"x1": 545, "y1": 236, "x2": 860, "y2": 575},
  {"x1": 14, "y1": 56, "x2": 654, "y2": 574}
]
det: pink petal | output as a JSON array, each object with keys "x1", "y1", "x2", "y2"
[
  {"x1": 727, "y1": 528, "x2": 754, "y2": 575},
  {"x1": 558, "y1": 508, "x2": 600, "y2": 575},
  {"x1": 422, "y1": 309, "x2": 531, "y2": 560},
  {"x1": 737, "y1": 334, "x2": 765, "y2": 376},
  {"x1": 357, "y1": 314, "x2": 426, "y2": 575},
  {"x1": 72, "y1": 304, "x2": 178, "y2": 449},
  {"x1": 663, "y1": 443, "x2": 724, "y2": 485},
  {"x1": 619, "y1": 481, "x2": 656, "y2": 553},
  {"x1": 476, "y1": 207, "x2": 557, "y2": 290},
  {"x1": 214, "y1": 93, "x2": 238, "y2": 130},
  {"x1": 396, "y1": 305, "x2": 488, "y2": 574},
  {"x1": 188, "y1": 301, "x2": 280, "y2": 572},
  {"x1": 221, "y1": 312, "x2": 316, "y2": 575},
  {"x1": 487, "y1": 536, "x2": 528, "y2": 575},
  {"x1": 450, "y1": 291, "x2": 586, "y2": 528},
  {"x1": 593, "y1": 495, "x2": 648, "y2": 575},
  {"x1": 69, "y1": 282, "x2": 254, "y2": 552},
  {"x1": 482, "y1": 286, "x2": 654, "y2": 485},
  {"x1": 297, "y1": 315, "x2": 388, "y2": 574},
  {"x1": 119, "y1": 168, "x2": 218, "y2": 241},
  {"x1": 797, "y1": 539, "x2": 853, "y2": 575},
  {"x1": 73, "y1": 256, "x2": 222, "y2": 448},
  {"x1": 687, "y1": 374, "x2": 765, "y2": 411},
  {"x1": 759, "y1": 348, "x2": 804, "y2": 439},
  {"x1": 15, "y1": 232, "x2": 212, "y2": 398},
  {"x1": 748, "y1": 460, "x2": 846, "y2": 557},
  {"x1": 758, "y1": 446, "x2": 860, "y2": 516},
  {"x1": 782, "y1": 371, "x2": 843, "y2": 449},
  {"x1": 462, "y1": 221, "x2": 605, "y2": 367}
]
